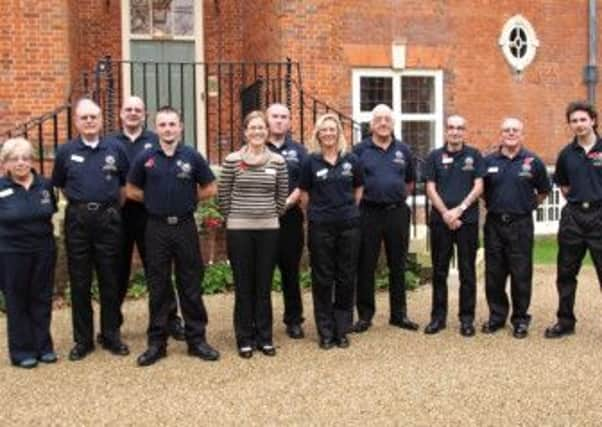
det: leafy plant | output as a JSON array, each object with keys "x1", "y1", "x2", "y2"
[
  {"x1": 196, "y1": 198, "x2": 224, "y2": 230},
  {"x1": 202, "y1": 261, "x2": 234, "y2": 294}
]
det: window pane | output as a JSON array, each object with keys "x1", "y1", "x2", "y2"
[
  {"x1": 152, "y1": 0, "x2": 173, "y2": 36},
  {"x1": 401, "y1": 76, "x2": 434, "y2": 113},
  {"x1": 173, "y1": 0, "x2": 194, "y2": 36},
  {"x1": 401, "y1": 121, "x2": 434, "y2": 160},
  {"x1": 131, "y1": 0, "x2": 151, "y2": 35},
  {"x1": 360, "y1": 77, "x2": 392, "y2": 112}
]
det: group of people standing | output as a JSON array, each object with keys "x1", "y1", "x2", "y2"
[{"x1": 0, "y1": 96, "x2": 600, "y2": 369}]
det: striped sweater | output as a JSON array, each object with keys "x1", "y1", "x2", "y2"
[{"x1": 218, "y1": 147, "x2": 289, "y2": 230}]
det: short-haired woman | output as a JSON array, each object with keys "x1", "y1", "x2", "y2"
[
  {"x1": 218, "y1": 111, "x2": 289, "y2": 358},
  {"x1": 294, "y1": 114, "x2": 363, "y2": 349},
  {"x1": 0, "y1": 138, "x2": 57, "y2": 368}
]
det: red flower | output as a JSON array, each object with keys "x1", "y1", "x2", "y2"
[
  {"x1": 239, "y1": 161, "x2": 248, "y2": 171},
  {"x1": 203, "y1": 218, "x2": 223, "y2": 229},
  {"x1": 144, "y1": 157, "x2": 155, "y2": 168}
]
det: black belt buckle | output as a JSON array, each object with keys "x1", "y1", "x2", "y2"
[
  {"x1": 86, "y1": 202, "x2": 101, "y2": 211},
  {"x1": 166, "y1": 216, "x2": 179, "y2": 225}
]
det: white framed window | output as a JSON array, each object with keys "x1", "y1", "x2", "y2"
[
  {"x1": 351, "y1": 68, "x2": 444, "y2": 159},
  {"x1": 129, "y1": 0, "x2": 195, "y2": 40},
  {"x1": 498, "y1": 15, "x2": 539, "y2": 72}
]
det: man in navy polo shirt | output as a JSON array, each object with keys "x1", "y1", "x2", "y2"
[
  {"x1": 127, "y1": 105, "x2": 219, "y2": 366},
  {"x1": 266, "y1": 103, "x2": 308, "y2": 339},
  {"x1": 112, "y1": 96, "x2": 184, "y2": 342},
  {"x1": 545, "y1": 101, "x2": 602, "y2": 338},
  {"x1": 52, "y1": 98, "x2": 130, "y2": 361},
  {"x1": 353, "y1": 104, "x2": 419, "y2": 333},
  {"x1": 482, "y1": 117, "x2": 551, "y2": 339},
  {"x1": 423, "y1": 115, "x2": 485, "y2": 337}
]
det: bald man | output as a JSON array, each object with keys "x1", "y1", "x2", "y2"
[
  {"x1": 111, "y1": 96, "x2": 185, "y2": 342},
  {"x1": 52, "y1": 98, "x2": 130, "y2": 360}
]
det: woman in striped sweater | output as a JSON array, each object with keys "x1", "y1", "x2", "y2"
[{"x1": 218, "y1": 111, "x2": 289, "y2": 359}]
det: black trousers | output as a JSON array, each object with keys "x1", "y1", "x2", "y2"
[
  {"x1": 145, "y1": 217, "x2": 208, "y2": 347},
  {"x1": 555, "y1": 204, "x2": 602, "y2": 327},
  {"x1": 227, "y1": 229, "x2": 279, "y2": 348},
  {"x1": 277, "y1": 206, "x2": 304, "y2": 325},
  {"x1": 118, "y1": 202, "x2": 180, "y2": 328},
  {"x1": 0, "y1": 249, "x2": 55, "y2": 363},
  {"x1": 65, "y1": 204, "x2": 123, "y2": 346},
  {"x1": 484, "y1": 214, "x2": 534, "y2": 326},
  {"x1": 309, "y1": 221, "x2": 360, "y2": 340},
  {"x1": 356, "y1": 204, "x2": 410, "y2": 323},
  {"x1": 429, "y1": 221, "x2": 478, "y2": 324}
]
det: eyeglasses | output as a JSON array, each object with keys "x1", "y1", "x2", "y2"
[
  {"x1": 6, "y1": 155, "x2": 32, "y2": 162},
  {"x1": 79, "y1": 115, "x2": 99, "y2": 121},
  {"x1": 502, "y1": 127, "x2": 521, "y2": 133}
]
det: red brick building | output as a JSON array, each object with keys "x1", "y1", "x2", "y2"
[{"x1": 1, "y1": 0, "x2": 600, "y2": 171}]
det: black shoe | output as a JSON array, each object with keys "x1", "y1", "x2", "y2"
[
  {"x1": 137, "y1": 346, "x2": 167, "y2": 367},
  {"x1": 319, "y1": 337, "x2": 335, "y2": 350},
  {"x1": 102, "y1": 339, "x2": 130, "y2": 356},
  {"x1": 353, "y1": 320, "x2": 372, "y2": 333},
  {"x1": 286, "y1": 324, "x2": 305, "y2": 339},
  {"x1": 513, "y1": 323, "x2": 529, "y2": 339},
  {"x1": 238, "y1": 346, "x2": 253, "y2": 359},
  {"x1": 257, "y1": 344, "x2": 277, "y2": 356},
  {"x1": 544, "y1": 323, "x2": 575, "y2": 339},
  {"x1": 39, "y1": 351, "x2": 58, "y2": 364},
  {"x1": 481, "y1": 321, "x2": 505, "y2": 334},
  {"x1": 424, "y1": 320, "x2": 446, "y2": 335},
  {"x1": 168, "y1": 321, "x2": 186, "y2": 342},
  {"x1": 336, "y1": 336, "x2": 350, "y2": 349},
  {"x1": 69, "y1": 343, "x2": 95, "y2": 361},
  {"x1": 390, "y1": 316, "x2": 419, "y2": 331},
  {"x1": 188, "y1": 342, "x2": 220, "y2": 361},
  {"x1": 460, "y1": 323, "x2": 476, "y2": 337}
]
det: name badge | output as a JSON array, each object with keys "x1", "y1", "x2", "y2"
[
  {"x1": 442, "y1": 157, "x2": 453, "y2": 165},
  {"x1": 265, "y1": 168, "x2": 276, "y2": 175},
  {"x1": 0, "y1": 188, "x2": 14, "y2": 198},
  {"x1": 487, "y1": 166, "x2": 499, "y2": 173},
  {"x1": 70, "y1": 154, "x2": 85, "y2": 163},
  {"x1": 316, "y1": 168, "x2": 328, "y2": 178}
]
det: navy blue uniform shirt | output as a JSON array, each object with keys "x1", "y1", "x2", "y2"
[
  {"x1": 267, "y1": 135, "x2": 308, "y2": 194},
  {"x1": 128, "y1": 143, "x2": 215, "y2": 217},
  {"x1": 299, "y1": 152, "x2": 364, "y2": 224},
  {"x1": 483, "y1": 148, "x2": 551, "y2": 215},
  {"x1": 424, "y1": 144, "x2": 486, "y2": 224},
  {"x1": 51, "y1": 136, "x2": 129, "y2": 203},
  {"x1": 554, "y1": 137, "x2": 602, "y2": 203},
  {"x1": 0, "y1": 174, "x2": 56, "y2": 252},
  {"x1": 353, "y1": 136, "x2": 415, "y2": 204},
  {"x1": 110, "y1": 129, "x2": 159, "y2": 165}
]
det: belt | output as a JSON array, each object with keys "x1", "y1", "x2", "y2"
[
  {"x1": 70, "y1": 201, "x2": 117, "y2": 211},
  {"x1": 148, "y1": 214, "x2": 193, "y2": 225},
  {"x1": 361, "y1": 200, "x2": 404, "y2": 210},
  {"x1": 568, "y1": 200, "x2": 602, "y2": 210},
  {"x1": 489, "y1": 212, "x2": 530, "y2": 224}
]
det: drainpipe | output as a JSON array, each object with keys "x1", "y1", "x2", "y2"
[{"x1": 585, "y1": 0, "x2": 598, "y2": 105}]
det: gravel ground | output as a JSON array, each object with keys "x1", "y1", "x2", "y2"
[{"x1": 1, "y1": 265, "x2": 602, "y2": 426}]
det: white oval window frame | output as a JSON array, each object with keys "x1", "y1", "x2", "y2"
[{"x1": 498, "y1": 15, "x2": 540, "y2": 72}]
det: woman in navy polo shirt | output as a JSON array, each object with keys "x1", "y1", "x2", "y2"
[
  {"x1": 0, "y1": 138, "x2": 57, "y2": 368},
  {"x1": 295, "y1": 114, "x2": 364, "y2": 349}
]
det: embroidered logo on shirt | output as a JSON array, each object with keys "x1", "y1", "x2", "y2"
[
  {"x1": 70, "y1": 154, "x2": 85, "y2": 163},
  {"x1": 102, "y1": 155, "x2": 118, "y2": 173},
  {"x1": 393, "y1": 150, "x2": 406, "y2": 165},
  {"x1": 177, "y1": 161, "x2": 192, "y2": 179},
  {"x1": 316, "y1": 168, "x2": 329, "y2": 180},
  {"x1": 285, "y1": 150, "x2": 299, "y2": 163},
  {"x1": 462, "y1": 156, "x2": 474, "y2": 171},
  {"x1": 341, "y1": 162, "x2": 353, "y2": 177},
  {"x1": 519, "y1": 157, "x2": 534, "y2": 178},
  {"x1": 587, "y1": 151, "x2": 602, "y2": 167},
  {"x1": 40, "y1": 190, "x2": 51, "y2": 205},
  {"x1": 144, "y1": 143, "x2": 153, "y2": 150}
]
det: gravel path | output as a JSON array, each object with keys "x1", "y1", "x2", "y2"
[{"x1": 1, "y1": 265, "x2": 602, "y2": 426}]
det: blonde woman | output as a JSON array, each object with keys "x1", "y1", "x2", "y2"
[
  {"x1": 218, "y1": 111, "x2": 289, "y2": 358},
  {"x1": 0, "y1": 138, "x2": 57, "y2": 368},
  {"x1": 294, "y1": 114, "x2": 364, "y2": 349}
]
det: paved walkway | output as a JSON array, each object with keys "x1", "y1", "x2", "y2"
[{"x1": 1, "y1": 265, "x2": 601, "y2": 425}]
